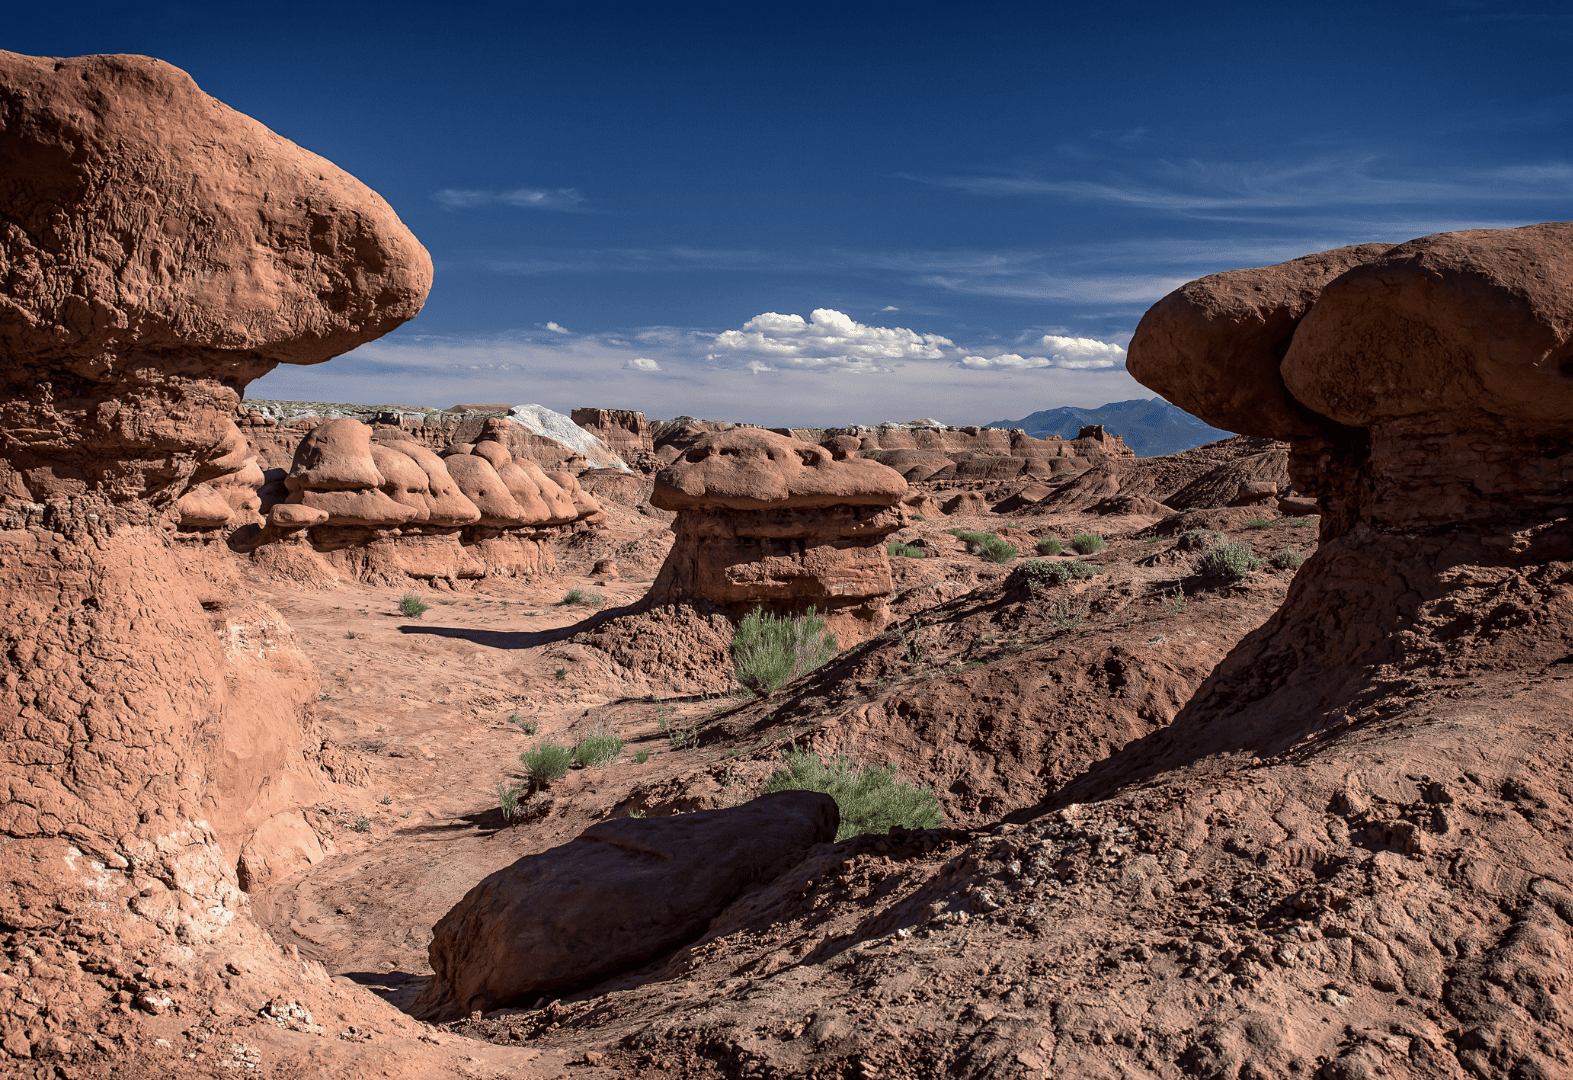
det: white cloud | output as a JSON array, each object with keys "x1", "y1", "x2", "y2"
[
  {"x1": 434, "y1": 187, "x2": 586, "y2": 211},
  {"x1": 708, "y1": 308, "x2": 953, "y2": 373},
  {"x1": 544, "y1": 321, "x2": 571, "y2": 334},
  {"x1": 960, "y1": 335, "x2": 1126, "y2": 371},
  {"x1": 880, "y1": 305, "x2": 900, "y2": 311},
  {"x1": 624, "y1": 357, "x2": 661, "y2": 371}
]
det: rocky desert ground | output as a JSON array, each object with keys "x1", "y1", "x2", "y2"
[{"x1": 4, "y1": 46, "x2": 1573, "y2": 1080}]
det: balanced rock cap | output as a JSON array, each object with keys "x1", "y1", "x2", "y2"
[
  {"x1": 0, "y1": 51, "x2": 433, "y2": 370},
  {"x1": 1282, "y1": 222, "x2": 1573, "y2": 432},
  {"x1": 1126, "y1": 243, "x2": 1394, "y2": 440},
  {"x1": 651, "y1": 428, "x2": 907, "y2": 512}
]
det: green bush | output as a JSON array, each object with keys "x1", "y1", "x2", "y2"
[
  {"x1": 731, "y1": 606, "x2": 839, "y2": 697},
  {"x1": 1176, "y1": 528, "x2": 1227, "y2": 552},
  {"x1": 1006, "y1": 559, "x2": 1104, "y2": 592},
  {"x1": 1045, "y1": 599, "x2": 1089, "y2": 630},
  {"x1": 951, "y1": 530, "x2": 1016, "y2": 564},
  {"x1": 763, "y1": 751, "x2": 943, "y2": 841},
  {"x1": 398, "y1": 593, "x2": 428, "y2": 618},
  {"x1": 1268, "y1": 547, "x2": 1306, "y2": 570},
  {"x1": 911, "y1": 514, "x2": 927, "y2": 522},
  {"x1": 508, "y1": 712, "x2": 539, "y2": 735},
  {"x1": 497, "y1": 780, "x2": 527, "y2": 823},
  {"x1": 1244, "y1": 516, "x2": 1273, "y2": 529},
  {"x1": 573, "y1": 724, "x2": 624, "y2": 768},
  {"x1": 634, "y1": 750, "x2": 651, "y2": 764},
  {"x1": 1034, "y1": 536, "x2": 1062, "y2": 556},
  {"x1": 887, "y1": 542, "x2": 926, "y2": 558},
  {"x1": 1284, "y1": 516, "x2": 1311, "y2": 528},
  {"x1": 1198, "y1": 542, "x2": 1261, "y2": 580},
  {"x1": 1069, "y1": 533, "x2": 1106, "y2": 555},
  {"x1": 520, "y1": 742, "x2": 573, "y2": 787},
  {"x1": 558, "y1": 588, "x2": 604, "y2": 607}
]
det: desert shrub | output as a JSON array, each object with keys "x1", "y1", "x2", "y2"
[
  {"x1": 1198, "y1": 542, "x2": 1261, "y2": 580},
  {"x1": 763, "y1": 751, "x2": 943, "y2": 841},
  {"x1": 951, "y1": 530, "x2": 1016, "y2": 563},
  {"x1": 1285, "y1": 516, "x2": 1311, "y2": 528},
  {"x1": 911, "y1": 514, "x2": 927, "y2": 522},
  {"x1": 1176, "y1": 528, "x2": 1227, "y2": 552},
  {"x1": 1069, "y1": 533, "x2": 1106, "y2": 555},
  {"x1": 352, "y1": 817, "x2": 371, "y2": 833},
  {"x1": 887, "y1": 542, "x2": 926, "y2": 558},
  {"x1": 1160, "y1": 586, "x2": 1186, "y2": 613},
  {"x1": 558, "y1": 588, "x2": 604, "y2": 607},
  {"x1": 497, "y1": 780, "x2": 528, "y2": 823},
  {"x1": 668, "y1": 725, "x2": 698, "y2": 750},
  {"x1": 398, "y1": 593, "x2": 428, "y2": 618},
  {"x1": 574, "y1": 725, "x2": 624, "y2": 767},
  {"x1": 508, "y1": 712, "x2": 539, "y2": 735},
  {"x1": 1268, "y1": 547, "x2": 1306, "y2": 570},
  {"x1": 520, "y1": 742, "x2": 573, "y2": 786},
  {"x1": 1006, "y1": 559, "x2": 1104, "y2": 592},
  {"x1": 731, "y1": 606, "x2": 839, "y2": 697},
  {"x1": 1244, "y1": 516, "x2": 1273, "y2": 529},
  {"x1": 635, "y1": 750, "x2": 651, "y2": 764},
  {"x1": 1034, "y1": 536, "x2": 1062, "y2": 556},
  {"x1": 1045, "y1": 599, "x2": 1089, "y2": 630}
]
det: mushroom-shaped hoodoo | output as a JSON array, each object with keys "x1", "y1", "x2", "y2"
[
  {"x1": 1125, "y1": 222, "x2": 1573, "y2": 736},
  {"x1": 647, "y1": 428, "x2": 909, "y2": 643}
]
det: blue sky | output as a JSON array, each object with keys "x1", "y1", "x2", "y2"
[{"x1": 10, "y1": 1, "x2": 1573, "y2": 425}]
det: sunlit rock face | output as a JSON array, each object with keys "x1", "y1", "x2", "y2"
[
  {"x1": 0, "y1": 47, "x2": 431, "y2": 980},
  {"x1": 648, "y1": 427, "x2": 909, "y2": 644}
]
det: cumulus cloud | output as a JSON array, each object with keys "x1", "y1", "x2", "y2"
[
  {"x1": 960, "y1": 335, "x2": 1126, "y2": 371},
  {"x1": 544, "y1": 321, "x2": 570, "y2": 334},
  {"x1": 624, "y1": 357, "x2": 662, "y2": 372},
  {"x1": 708, "y1": 308, "x2": 953, "y2": 373},
  {"x1": 434, "y1": 187, "x2": 586, "y2": 211}
]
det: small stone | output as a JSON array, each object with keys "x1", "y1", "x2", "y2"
[{"x1": 584, "y1": 1050, "x2": 604, "y2": 1065}]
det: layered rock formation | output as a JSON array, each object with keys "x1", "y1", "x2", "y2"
[
  {"x1": 1127, "y1": 221, "x2": 1573, "y2": 739},
  {"x1": 413, "y1": 791, "x2": 839, "y2": 1021},
  {"x1": 0, "y1": 48, "x2": 431, "y2": 1058},
  {"x1": 646, "y1": 428, "x2": 909, "y2": 643}
]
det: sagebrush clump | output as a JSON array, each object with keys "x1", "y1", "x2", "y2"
[
  {"x1": 1069, "y1": 533, "x2": 1106, "y2": 555},
  {"x1": 731, "y1": 606, "x2": 839, "y2": 697},
  {"x1": 558, "y1": 588, "x2": 604, "y2": 607},
  {"x1": 1198, "y1": 542, "x2": 1261, "y2": 580},
  {"x1": 1006, "y1": 559, "x2": 1103, "y2": 592},
  {"x1": 1268, "y1": 547, "x2": 1306, "y2": 569},
  {"x1": 949, "y1": 529, "x2": 1017, "y2": 564},
  {"x1": 887, "y1": 542, "x2": 926, "y2": 558},
  {"x1": 520, "y1": 742, "x2": 573, "y2": 786},
  {"x1": 573, "y1": 724, "x2": 624, "y2": 767},
  {"x1": 398, "y1": 593, "x2": 428, "y2": 618},
  {"x1": 1035, "y1": 536, "x2": 1062, "y2": 556},
  {"x1": 764, "y1": 751, "x2": 943, "y2": 840}
]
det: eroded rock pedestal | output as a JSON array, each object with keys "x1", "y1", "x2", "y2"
[
  {"x1": 1128, "y1": 221, "x2": 1573, "y2": 744},
  {"x1": 0, "y1": 49, "x2": 432, "y2": 1061},
  {"x1": 646, "y1": 428, "x2": 909, "y2": 644}
]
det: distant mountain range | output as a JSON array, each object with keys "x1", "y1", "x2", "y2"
[{"x1": 986, "y1": 397, "x2": 1235, "y2": 458}]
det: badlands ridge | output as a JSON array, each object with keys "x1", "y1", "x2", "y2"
[{"x1": 2, "y1": 48, "x2": 1573, "y2": 1080}]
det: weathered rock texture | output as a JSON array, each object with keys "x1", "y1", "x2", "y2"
[
  {"x1": 0, "y1": 52, "x2": 431, "y2": 516},
  {"x1": 413, "y1": 791, "x2": 838, "y2": 1021},
  {"x1": 647, "y1": 428, "x2": 909, "y2": 643},
  {"x1": 0, "y1": 49, "x2": 431, "y2": 1062},
  {"x1": 1126, "y1": 221, "x2": 1573, "y2": 744},
  {"x1": 572, "y1": 407, "x2": 656, "y2": 468}
]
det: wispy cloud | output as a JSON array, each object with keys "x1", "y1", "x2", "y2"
[
  {"x1": 906, "y1": 154, "x2": 1573, "y2": 220},
  {"x1": 433, "y1": 187, "x2": 588, "y2": 211}
]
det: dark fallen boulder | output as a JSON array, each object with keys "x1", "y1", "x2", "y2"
[{"x1": 411, "y1": 790, "x2": 839, "y2": 1020}]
